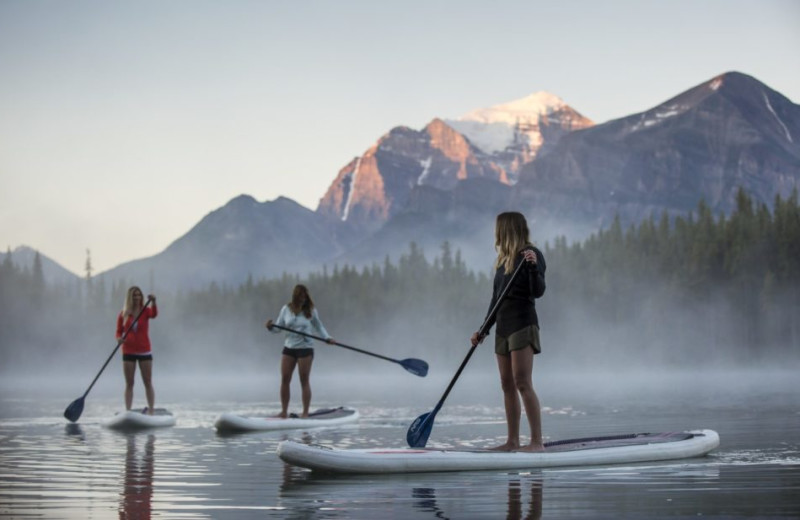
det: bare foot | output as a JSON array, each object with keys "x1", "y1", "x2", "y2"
[
  {"x1": 300, "y1": 412, "x2": 310, "y2": 418},
  {"x1": 275, "y1": 412, "x2": 288, "y2": 419},
  {"x1": 489, "y1": 441, "x2": 519, "y2": 452},
  {"x1": 516, "y1": 443, "x2": 545, "y2": 453}
]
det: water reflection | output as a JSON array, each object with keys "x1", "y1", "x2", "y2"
[
  {"x1": 505, "y1": 476, "x2": 542, "y2": 520},
  {"x1": 281, "y1": 462, "x2": 545, "y2": 520},
  {"x1": 412, "y1": 475, "x2": 542, "y2": 520},
  {"x1": 277, "y1": 463, "x2": 324, "y2": 519},
  {"x1": 412, "y1": 487, "x2": 451, "y2": 519},
  {"x1": 64, "y1": 423, "x2": 85, "y2": 439},
  {"x1": 119, "y1": 434, "x2": 155, "y2": 520}
]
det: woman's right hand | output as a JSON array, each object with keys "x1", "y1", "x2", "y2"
[
  {"x1": 265, "y1": 319, "x2": 274, "y2": 330},
  {"x1": 470, "y1": 332, "x2": 484, "y2": 347}
]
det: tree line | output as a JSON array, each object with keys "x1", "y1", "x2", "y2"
[{"x1": 2, "y1": 188, "x2": 798, "y2": 370}]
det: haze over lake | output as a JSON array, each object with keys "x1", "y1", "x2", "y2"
[{"x1": 1, "y1": 367, "x2": 798, "y2": 518}]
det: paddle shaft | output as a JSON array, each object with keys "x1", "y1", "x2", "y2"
[
  {"x1": 81, "y1": 298, "x2": 153, "y2": 399},
  {"x1": 428, "y1": 258, "x2": 527, "y2": 411},
  {"x1": 269, "y1": 323, "x2": 400, "y2": 365}
]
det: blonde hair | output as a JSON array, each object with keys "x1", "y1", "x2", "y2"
[
  {"x1": 494, "y1": 212, "x2": 532, "y2": 273},
  {"x1": 122, "y1": 286, "x2": 144, "y2": 317},
  {"x1": 288, "y1": 284, "x2": 314, "y2": 318}
]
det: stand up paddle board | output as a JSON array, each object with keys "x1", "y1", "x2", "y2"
[
  {"x1": 214, "y1": 407, "x2": 359, "y2": 433},
  {"x1": 103, "y1": 408, "x2": 176, "y2": 431},
  {"x1": 278, "y1": 429, "x2": 719, "y2": 474}
]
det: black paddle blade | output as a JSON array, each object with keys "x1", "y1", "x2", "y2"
[
  {"x1": 406, "y1": 411, "x2": 435, "y2": 448},
  {"x1": 400, "y1": 358, "x2": 429, "y2": 377},
  {"x1": 64, "y1": 397, "x2": 85, "y2": 423}
]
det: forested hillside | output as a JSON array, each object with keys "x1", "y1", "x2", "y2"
[{"x1": 2, "y1": 189, "x2": 798, "y2": 373}]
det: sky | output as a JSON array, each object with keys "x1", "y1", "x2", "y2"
[{"x1": 1, "y1": 0, "x2": 799, "y2": 275}]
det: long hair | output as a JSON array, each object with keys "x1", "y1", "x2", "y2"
[
  {"x1": 288, "y1": 284, "x2": 314, "y2": 318},
  {"x1": 122, "y1": 286, "x2": 144, "y2": 317},
  {"x1": 494, "y1": 212, "x2": 532, "y2": 273}
]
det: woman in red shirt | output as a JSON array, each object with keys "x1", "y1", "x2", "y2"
[{"x1": 116, "y1": 286, "x2": 158, "y2": 414}]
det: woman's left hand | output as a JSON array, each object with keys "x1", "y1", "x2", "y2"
[
  {"x1": 326, "y1": 338, "x2": 335, "y2": 344},
  {"x1": 521, "y1": 250, "x2": 537, "y2": 264}
]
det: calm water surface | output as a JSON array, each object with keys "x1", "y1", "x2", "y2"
[{"x1": 1, "y1": 369, "x2": 798, "y2": 519}]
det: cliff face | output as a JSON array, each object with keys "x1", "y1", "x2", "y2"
[
  {"x1": 317, "y1": 92, "x2": 594, "y2": 234},
  {"x1": 317, "y1": 119, "x2": 504, "y2": 233}
]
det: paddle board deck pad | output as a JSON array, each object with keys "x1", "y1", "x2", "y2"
[
  {"x1": 214, "y1": 407, "x2": 359, "y2": 433},
  {"x1": 103, "y1": 408, "x2": 176, "y2": 431},
  {"x1": 277, "y1": 429, "x2": 719, "y2": 474}
]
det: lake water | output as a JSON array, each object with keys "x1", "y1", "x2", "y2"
[{"x1": 0, "y1": 368, "x2": 798, "y2": 518}]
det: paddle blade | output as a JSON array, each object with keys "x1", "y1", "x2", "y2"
[
  {"x1": 400, "y1": 358, "x2": 429, "y2": 377},
  {"x1": 406, "y1": 411, "x2": 435, "y2": 448},
  {"x1": 64, "y1": 397, "x2": 85, "y2": 423}
]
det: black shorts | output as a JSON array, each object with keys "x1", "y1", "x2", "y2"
[
  {"x1": 282, "y1": 347, "x2": 314, "y2": 359},
  {"x1": 123, "y1": 353, "x2": 153, "y2": 362}
]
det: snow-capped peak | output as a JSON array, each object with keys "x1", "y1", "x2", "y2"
[
  {"x1": 444, "y1": 91, "x2": 575, "y2": 155},
  {"x1": 457, "y1": 91, "x2": 567, "y2": 125}
]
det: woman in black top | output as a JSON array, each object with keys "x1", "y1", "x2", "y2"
[{"x1": 471, "y1": 212, "x2": 546, "y2": 452}]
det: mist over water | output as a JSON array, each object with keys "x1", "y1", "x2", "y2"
[{"x1": 2, "y1": 204, "x2": 799, "y2": 516}]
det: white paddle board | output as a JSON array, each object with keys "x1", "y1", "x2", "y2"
[
  {"x1": 215, "y1": 407, "x2": 359, "y2": 433},
  {"x1": 103, "y1": 408, "x2": 176, "y2": 431},
  {"x1": 278, "y1": 429, "x2": 719, "y2": 474}
]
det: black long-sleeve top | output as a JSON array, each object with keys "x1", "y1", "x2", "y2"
[{"x1": 483, "y1": 245, "x2": 546, "y2": 337}]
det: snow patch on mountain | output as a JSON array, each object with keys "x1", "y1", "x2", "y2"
[
  {"x1": 341, "y1": 157, "x2": 361, "y2": 221},
  {"x1": 630, "y1": 103, "x2": 686, "y2": 132},
  {"x1": 763, "y1": 92, "x2": 794, "y2": 143},
  {"x1": 417, "y1": 156, "x2": 433, "y2": 185}
]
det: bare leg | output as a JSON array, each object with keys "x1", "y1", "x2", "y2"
[
  {"x1": 279, "y1": 354, "x2": 296, "y2": 418},
  {"x1": 296, "y1": 355, "x2": 314, "y2": 418},
  {"x1": 511, "y1": 346, "x2": 544, "y2": 452},
  {"x1": 139, "y1": 359, "x2": 155, "y2": 414},
  {"x1": 123, "y1": 361, "x2": 136, "y2": 410},
  {"x1": 492, "y1": 353, "x2": 520, "y2": 451}
]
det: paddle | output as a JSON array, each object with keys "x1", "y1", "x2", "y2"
[
  {"x1": 406, "y1": 257, "x2": 527, "y2": 448},
  {"x1": 63, "y1": 297, "x2": 153, "y2": 423},
  {"x1": 268, "y1": 323, "x2": 429, "y2": 377}
]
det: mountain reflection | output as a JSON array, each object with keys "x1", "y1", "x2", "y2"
[{"x1": 119, "y1": 434, "x2": 155, "y2": 520}]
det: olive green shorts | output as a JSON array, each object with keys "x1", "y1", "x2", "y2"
[{"x1": 495, "y1": 325, "x2": 541, "y2": 356}]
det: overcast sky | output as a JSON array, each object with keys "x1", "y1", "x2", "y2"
[{"x1": 1, "y1": 0, "x2": 798, "y2": 275}]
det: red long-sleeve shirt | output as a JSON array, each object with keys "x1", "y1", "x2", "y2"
[{"x1": 116, "y1": 304, "x2": 158, "y2": 355}]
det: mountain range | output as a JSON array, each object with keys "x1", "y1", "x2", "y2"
[{"x1": 5, "y1": 71, "x2": 799, "y2": 291}]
